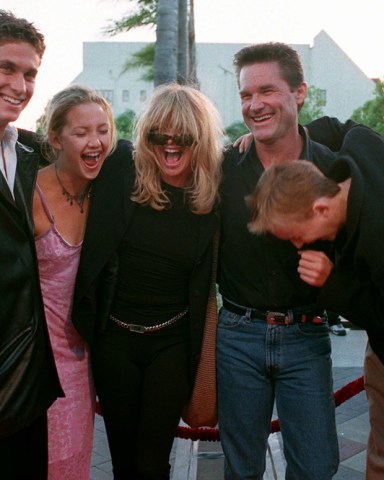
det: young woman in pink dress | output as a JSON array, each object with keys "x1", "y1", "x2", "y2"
[{"x1": 32, "y1": 85, "x2": 117, "y2": 479}]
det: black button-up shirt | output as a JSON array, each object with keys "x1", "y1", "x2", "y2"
[{"x1": 218, "y1": 127, "x2": 336, "y2": 309}]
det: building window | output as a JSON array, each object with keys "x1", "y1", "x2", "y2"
[
  {"x1": 122, "y1": 90, "x2": 130, "y2": 102},
  {"x1": 99, "y1": 89, "x2": 114, "y2": 104},
  {"x1": 140, "y1": 90, "x2": 147, "y2": 102}
]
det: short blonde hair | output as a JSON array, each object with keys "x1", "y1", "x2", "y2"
[
  {"x1": 132, "y1": 83, "x2": 225, "y2": 214},
  {"x1": 247, "y1": 160, "x2": 340, "y2": 233},
  {"x1": 43, "y1": 84, "x2": 117, "y2": 162}
]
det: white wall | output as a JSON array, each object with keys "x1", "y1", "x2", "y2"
[{"x1": 72, "y1": 32, "x2": 375, "y2": 127}]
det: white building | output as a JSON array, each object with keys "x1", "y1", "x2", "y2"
[{"x1": 72, "y1": 30, "x2": 375, "y2": 127}]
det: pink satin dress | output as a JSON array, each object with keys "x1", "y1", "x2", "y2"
[{"x1": 35, "y1": 185, "x2": 95, "y2": 479}]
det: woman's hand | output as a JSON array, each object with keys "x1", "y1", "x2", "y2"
[{"x1": 233, "y1": 132, "x2": 253, "y2": 153}]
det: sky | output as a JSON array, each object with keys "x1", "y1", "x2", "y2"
[{"x1": 3, "y1": 0, "x2": 384, "y2": 129}]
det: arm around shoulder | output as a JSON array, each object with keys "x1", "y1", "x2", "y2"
[{"x1": 306, "y1": 116, "x2": 359, "y2": 151}]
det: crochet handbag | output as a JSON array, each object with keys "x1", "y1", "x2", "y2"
[{"x1": 182, "y1": 232, "x2": 219, "y2": 428}]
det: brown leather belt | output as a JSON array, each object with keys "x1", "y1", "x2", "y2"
[{"x1": 222, "y1": 299, "x2": 324, "y2": 326}]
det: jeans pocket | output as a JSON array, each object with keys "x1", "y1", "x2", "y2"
[{"x1": 218, "y1": 306, "x2": 243, "y2": 328}]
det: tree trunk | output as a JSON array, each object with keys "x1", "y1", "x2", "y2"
[
  {"x1": 154, "y1": 0, "x2": 178, "y2": 86},
  {"x1": 177, "y1": 0, "x2": 189, "y2": 84},
  {"x1": 188, "y1": 0, "x2": 198, "y2": 86}
]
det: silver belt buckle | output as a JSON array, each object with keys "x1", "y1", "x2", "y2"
[
  {"x1": 266, "y1": 311, "x2": 288, "y2": 325},
  {"x1": 128, "y1": 324, "x2": 146, "y2": 334}
]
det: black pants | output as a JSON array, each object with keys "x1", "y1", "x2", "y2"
[
  {"x1": 0, "y1": 413, "x2": 48, "y2": 480},
  {"x1": 92, "y1": 323, "x2": 190, "y2": 480}
]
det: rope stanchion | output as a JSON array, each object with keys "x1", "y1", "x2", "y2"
[
  {"x1": 175, "y1": 375, "x2": 365, "y2": 441},
  {"x1": 334, "y1": 375, "x2": 364, "y2": 407},
  {"x1": 177, "y1": 426, "x2": 220, "y2": 442},
  {"x1": 95, "y1": 375, "x2": 365, "y2": 442}
]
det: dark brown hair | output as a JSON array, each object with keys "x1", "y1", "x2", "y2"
[
  {"x1": 234, "y1": 42, "x2": 304, "y2": 91},
  {"x1": 0, "y1": 10, "x2": 45, "y2": 59}
]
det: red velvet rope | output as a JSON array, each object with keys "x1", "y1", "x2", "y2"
[{"x1": 96, "y1": 375, "x2": 365, "y2": 442}]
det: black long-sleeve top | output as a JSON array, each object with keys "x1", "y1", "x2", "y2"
[{"x1": 112, "y1": 183, "x2": 199, "y2": 327}]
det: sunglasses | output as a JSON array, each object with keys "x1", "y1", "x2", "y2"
[{"x1": 148, "y1": 131, "x2": 194, "y2": 147}]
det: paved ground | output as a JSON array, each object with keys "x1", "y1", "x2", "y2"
[{"x1": 90, "y1": 323, "x2": 369, "y2": 479}]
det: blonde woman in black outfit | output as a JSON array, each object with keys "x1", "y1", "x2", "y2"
[{"x1": 72, "y1": 83, "x2": 224, "y2": 480}]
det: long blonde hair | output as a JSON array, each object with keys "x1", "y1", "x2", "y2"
[{"x1": 132, "y1": 83, "x2": 224, "y2": 214}]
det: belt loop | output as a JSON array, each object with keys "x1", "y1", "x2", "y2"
[
  {"x1": 245, "y1": 308, "x2": 253, "y2": 320},
  {"x1": 287, "y1": 309, "x2": 294, "y2": 324}
]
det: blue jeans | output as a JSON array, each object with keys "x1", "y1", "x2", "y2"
[{"x1": 217, "y1": 306, "x2": 339, "y2": 480}]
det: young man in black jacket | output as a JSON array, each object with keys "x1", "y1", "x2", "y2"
[{"x1": 0, "y1": 10, "x2": 62, "y2": 479}]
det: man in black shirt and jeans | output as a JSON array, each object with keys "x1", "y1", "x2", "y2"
[{"x1": 217, "y1": 42, "x2": 339, "y2": 479}]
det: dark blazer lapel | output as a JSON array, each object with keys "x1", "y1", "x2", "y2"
[
  {"x1": 0, "y1": 144, "x2": 37, "y2": 224},
  {"x1": 0, "y1": 171, "x2": 14, "y2": 205},
  {"x1": 15, "y1": 144, "x2": 36, "y2": 208},
  {"x1": 14, "y1": 163, "x2": 36, "y2": 235},
  {"x1": 75, "y1": 143, "x2": 137, "y2": 301}
]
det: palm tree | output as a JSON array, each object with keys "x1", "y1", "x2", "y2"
[
  {"x1": 188, "y1": 0, "x2": 198, "y2": 86},
  {"x1": 177, "y1": 0, "x2": 188, "y2": 84},
  {"x1": 154, "y1": 0, "x2": 178, "y2": 86},
  {"x1": 105, "y1": 0, "x2": 198, "y2": 86}
]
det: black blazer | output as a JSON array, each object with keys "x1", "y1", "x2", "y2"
[
  {"x1": 315, "y1": 125, "x2": 384, "y2": 363},
  {"x1": 0, "y1": 141, "x2": 62, "y2": 439},
  {"x1": 72, "y1": 140, "x2": 219, "y2": 380}
]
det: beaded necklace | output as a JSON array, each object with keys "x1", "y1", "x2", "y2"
[{"x1": 55, "y1": 165, "x2": 92, "y2": 213}]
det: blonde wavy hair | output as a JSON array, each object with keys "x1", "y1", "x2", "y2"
[{"x1": 132, "y1": 83, "x2": 225, "y2": 214}]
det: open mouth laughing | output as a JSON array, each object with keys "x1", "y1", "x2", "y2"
[
  {"x1": 163, "y1": 147, "x2": 184, "y2": 168},
  {"x1": 82, "y1": 152, "x2": 103, "y2": 168},
  {"x1": 250, "y1": 113, "x2": 273, "y2": 123}
]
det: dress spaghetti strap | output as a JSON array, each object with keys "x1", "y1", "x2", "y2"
[{"x1": 35, "y1": 183, "x2": 54, "y2": 224}]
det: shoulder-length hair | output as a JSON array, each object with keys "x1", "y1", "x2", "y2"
[{"x1": 132, "y1": 83, "x2": 225, "y2": 215}]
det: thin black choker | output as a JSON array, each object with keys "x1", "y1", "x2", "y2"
[{"x1": 55, "y1": 165, "x2": 92, "y2": 214}]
